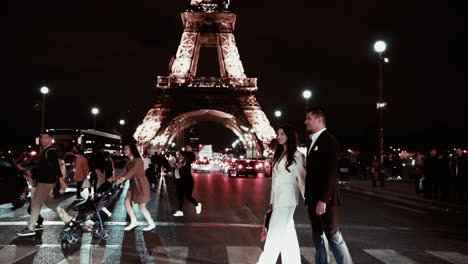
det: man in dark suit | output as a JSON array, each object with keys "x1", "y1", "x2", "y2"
[{"x1": 304, "y1": 107, "x2": 353, "y2": 264}]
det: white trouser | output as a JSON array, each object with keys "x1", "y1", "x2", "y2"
[{"x1": 257, "y1": 206, "x2": 300, "y2": 264}]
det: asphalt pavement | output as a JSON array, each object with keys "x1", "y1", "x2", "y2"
[
  {"x1": 340, "y1": 179, "x2": 468, "y2": 218},
  {"x1": 0, "y1": 172, "x2": 467, "y2": 263}
]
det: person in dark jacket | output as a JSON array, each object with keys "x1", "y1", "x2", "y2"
[
  {"x1": 17, "y1": 132, "x2": 75, "y2": 236},
  {"x1": 423, "y1": 148, "x2": 441, "y2": 199},
  {"x1": 304, "y1": 107, "x2": 353, "y2": 264},
  {"x1": 173, "y1": 151, "x2": 202, "y2": 217}
]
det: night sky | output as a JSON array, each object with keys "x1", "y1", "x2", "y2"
[{"x1": 1, "y1": 0, "x2": 467, "y2": 152}]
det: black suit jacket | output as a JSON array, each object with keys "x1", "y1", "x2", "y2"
[{"x1": 304, "y1": 130, "x2": 341, "y2": 206}]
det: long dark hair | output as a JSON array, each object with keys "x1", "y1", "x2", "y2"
[
  {"x1": 272, "y1": 124, "x2": 298, "y2": 172},
  {"x1": 124, "y1": 143, "x2": 142, "y2": 159}
]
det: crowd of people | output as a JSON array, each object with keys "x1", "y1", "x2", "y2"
[{"x1": 11, "y1": 130, "x2": 202, "y2": 236}]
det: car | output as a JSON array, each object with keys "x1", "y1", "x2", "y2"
[
  {"x1": 193, "y1": 158, "x2": 212, "y2": 173},
  {"x1": 228, "y1": 159, "x2": 257, "y2": 178},
  {"x1": 0, "y1": 156, "x2": 29, "y2": 209}
]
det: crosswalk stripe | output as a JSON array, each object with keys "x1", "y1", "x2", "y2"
[
  {"x1": 0, "y1": 245, "x2": 37, "y2": 264},
  {"x1": 153, "y1": 246, "x2": 189, "y2": 264},
  {"x1": 3, "y1": 245, "x2": 468, "y2": 264},
  {"x1": 300, "y1": 247, "x2": 337, "y2": 264},
  {"x1": 426, "y1": 251, "x2": 468, "y2": 264},
  {"x1": 364, "y1": 249, "x2": 419, "y2": 264},
  {"x1": 226, "y1": 246, "x2": 262, "y2": 264}
]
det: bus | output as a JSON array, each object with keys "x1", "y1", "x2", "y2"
[{"x1": 38, "y1": 129, "x2": 122, "y2": 154}]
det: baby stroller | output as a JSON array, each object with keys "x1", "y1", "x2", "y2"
[{"x1": 61, "y1": 181, "x2": 117, "y2": 244}]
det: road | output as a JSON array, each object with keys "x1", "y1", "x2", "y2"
[{"x1": 1, "y1": 171, "x2": 467, "y2": 263}]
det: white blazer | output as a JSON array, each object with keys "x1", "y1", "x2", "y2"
[{"x1": 270, "y1": 150, "x2": 306, "y2": 208}]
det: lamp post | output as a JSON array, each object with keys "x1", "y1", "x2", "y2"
[
  {"x1": 274, "y1": 110, "x2": 282, "y2": 129},
  {"x1": 119, "y1": 119, "x2": 125, "y2": 135},
  {"x1": 40, "y1": 86, "x2": 49, "y2": 132},
  {"x1": 302, "y1": 90, "x2": 313, "y2": 146},
  {"x1": 374, "y1": 40, "x2": 388, "y2": 187},
  {"x1": 302, "y1": 89, "x2": 312, "y2": 110},
  {"x1": 91, "y1": 107, "x2": 99, "y2": 130}
]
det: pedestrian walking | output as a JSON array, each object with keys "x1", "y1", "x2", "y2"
[
  {"x1": 450, "y1": 148, "x2": 467, "y2": 202},
  {"x1": 72, "y1": 147, "x2": 89, "y2": 201},
  {"x1": 172, "y1": 151, "x2": 202, "y2": 217},
  {"x1": 94, "y1": 152, "x2": 107, "y2": 190},
  {"x1": 110, "y1": 143, "x2": 155, "y2": 231},
  {"x1": 257, "y1": 125, "x2": 306, "y2": 264},
  {"x1": 17, "y1": 132, "x2": 76, "y2": 236},
  {"x1": 304, "y1": 107, "x2": 353, "y2": 264}
]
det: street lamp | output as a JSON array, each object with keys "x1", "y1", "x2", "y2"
[
  {"x1": 374, "y1": 40, "x2": 388, "y2": 187},
  {"x1": 40, "y1": 86, "x2": 49, "y2": 132},
  {"x1": 119, "y1": 119, "x2": 125, "y2": 135},
  {"x1": 302, "y1": 89, "x2": 312, "y2": 110},
  {"x1": 91, "y1": 107, "x2": 99, "y2": 130},
  {"x1": 274, "y1": 110, "x2": 282, "y2": 129}
]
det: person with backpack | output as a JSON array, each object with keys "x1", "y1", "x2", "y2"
[{"x1": 17, "y1": 132, "x2": 77, "y2": 236}]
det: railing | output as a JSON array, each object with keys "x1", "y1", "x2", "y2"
[{"x1": 157, "y1": 76, "x2": 257, "y2": 89}]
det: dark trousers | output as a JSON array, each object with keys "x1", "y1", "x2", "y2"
[
  {"x1": 76, "y1": 181, "x2": 83, "y2": 198},
  {"x1": 307, "y1": 204, "x2": 353, "y2": 264},
  {"x1": 89, "y1": 172, "x2": 97, "y2": 194},
  {"x1": 307, "y1": 204, "x2": 339, "y2": 243},
  {"x1": 176, "y1": 179, "x2": 198, "y2": 211}
]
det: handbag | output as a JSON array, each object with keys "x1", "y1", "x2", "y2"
[
  {"x1": 264, "y1": 209, "x2": 272, "y2": 229},
  {"x1": 260, "y1": 208, "x2": 273, "y2": 242}
]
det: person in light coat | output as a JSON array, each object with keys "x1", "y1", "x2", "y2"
[{"x1": 257, "y1": 124, "x2": 306, "y2": 264}]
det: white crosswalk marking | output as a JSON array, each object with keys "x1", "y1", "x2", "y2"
[
  {"x1": 426, "y1": 251, "x2": 468, "y2": 264},
  {"x1": 226, "y1": 246, "x2": 262, "y2": 264},
  {"x1": 152, "y1": 246, "x2": 189, "y2": 264},
  {"x1": 364, "y1": 249, "x2": 419, "y2": 264},
  {"x1": 300, "y1": 247, "x2": 337, "y2": 264},
  {"x1": 2, "y1": 244, "x2": 468, "y2": 264},
  {"x1": 0, "y1": 245, "x2": 37, "y2": 264}
]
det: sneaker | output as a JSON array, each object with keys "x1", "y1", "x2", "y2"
[
  {"x1": 143, "y1": 223, "x2": 155, "y2": 231},
  {"x1": 196, "y1": 203, "x2": 202, "y2": 215},
  {"x1": 76, "y1": 197, "x2": 85, "y2": 201},
  {"x1": 124, "y1": 222, "x2": 138, "y2": 231},
  {"x1": 35, "y1": 223, "x2": 44, "y2": 231},
  {"x1": 17, "y1": 227, "x2": 36, "y2": 237},
  {"x1": 173, "y1": 210, "x2": 184, "y2": 217}
]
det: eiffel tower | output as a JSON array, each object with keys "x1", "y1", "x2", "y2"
[{"x1": 134, "y1": 1, "x2": 276, "y2": 155}]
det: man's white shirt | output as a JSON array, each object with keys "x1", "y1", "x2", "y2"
[{"x1": 308, "y1": 128, "x2": 326, "y2": 154}]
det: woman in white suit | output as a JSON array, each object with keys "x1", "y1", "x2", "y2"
[{"x1": 257, "y1": 124, "x2": 306, "y2": 264}]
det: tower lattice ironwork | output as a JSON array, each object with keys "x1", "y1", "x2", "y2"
[{"x1": 134, "y1": 2, "x2": 276, "y2": 155}]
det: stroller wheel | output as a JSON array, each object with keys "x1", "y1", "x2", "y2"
[
  {"x1": 61, "y1": 231, "x2": 69, "y2": 242},
  {"x1": 67, "y1": 233, "x2": 79, "y2": 244}
]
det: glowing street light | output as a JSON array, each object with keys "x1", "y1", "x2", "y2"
[
  {"x1": 274, "y1": 110, "x2": 282, "y2": 129},
  {"x1": 302, "y1": 89, "x2": 312, "y2": 110},
  {"x1": 91, "y1": 107, "x2": 99, "y2": 130},
  {"x1": 40, "y1": 86, "x2": 50, "y2": 132},
  {"x1": 374, "y1": 39, "x2": 388, "y2": 187},
  {"x1": 119, "y1": 119, "x2": 125, "y2": 135}
]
